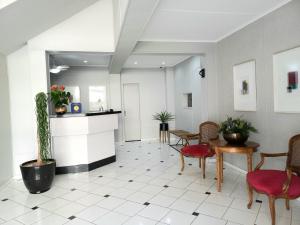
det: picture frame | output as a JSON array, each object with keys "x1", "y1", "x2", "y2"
[
  {"x1": 273, "y1": 46, "x2": 300, "y2": 113},
  {"x1": 233, "y1": 60, "x2": 257, "y2": 111}
]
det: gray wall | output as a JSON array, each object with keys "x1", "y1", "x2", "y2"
[
  {"x1": 217, "y1": 0, "x2": 300, "y2": 170},
  {"x1": 0, "y1": 53, "x2": 13, "y2": 184},
  {"x1": 51, "y1": 67, "x2": 110, "y2": 113},
  {"x1": 174, "y1": 56, "x2": 208, "y2": 133}
]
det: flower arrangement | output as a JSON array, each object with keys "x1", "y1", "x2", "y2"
[{"x1": 50, "y1": 85, "x2": 71, "y2": 108}]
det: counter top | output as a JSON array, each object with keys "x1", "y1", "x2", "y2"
[{"x1": 50, "y1": 111, "x2": 121, "y2": 118}]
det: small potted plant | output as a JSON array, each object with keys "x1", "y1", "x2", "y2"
[
  {"x1": 153, "y1": 111, "x2": 175, "y2": 131},
  {"x1": 20, "y1": 92, "x2": 56, "y2": 194},
  {"x1": 219, "y1": 117, "x2": 257, "y2": 144},
  {"x1": 50, "y1": 84, "x2": 71, "y2": 115}
]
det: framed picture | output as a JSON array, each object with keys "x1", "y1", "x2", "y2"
[
  {"x1": 273, "y1": 46, "x2": 300, "y2": 113},
  {"x1": 233, "y1": 60, "x2": 257, "y2": 111}
]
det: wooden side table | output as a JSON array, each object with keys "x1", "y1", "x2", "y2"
[{"x1": 209, "y1": 139, "x2": 260, "y2": 192}]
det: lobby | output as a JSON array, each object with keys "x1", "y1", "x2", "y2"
[{"x1": 0, "y1": 0, "x2": 300, "y2": 225}]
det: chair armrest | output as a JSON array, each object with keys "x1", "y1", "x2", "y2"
[
  {"x1": 283, "y1": 169, "x2": 292, "y2": 194},
  {"x1": 254, "y1": 152, "x2": 288, "y2": 170},
  {"x1": 260, "y1": 152, "x2": 288, "y2": 157}
]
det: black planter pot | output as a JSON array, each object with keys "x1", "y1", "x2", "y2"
[
  {"x1": 160, "y1": 123, "x2": 169, "y2": 131},
  {"x1": 20, "y1": 159, "x2": 56, "y2": 194},
  {"x1": 223, "y1": 133, "x2": 249, "y2": 145}
]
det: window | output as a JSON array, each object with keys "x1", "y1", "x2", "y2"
[
  {"x1": 89, "y1": 86, "x2": 107, "y2": 111},
  {"x1": 183, "y1": 93, "x2": 192, "y2": 108}
]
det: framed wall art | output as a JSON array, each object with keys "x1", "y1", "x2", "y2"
[
  {"x1": 273, "y1": 46, "x2": 300, "y2": 113},
  {"x1": 233, "y1": 60, "x2": 257, "y2": 111}
]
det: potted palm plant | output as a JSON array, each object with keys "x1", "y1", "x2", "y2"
[
  {"x1": 153, "y1": 111, "x2": 175, "y2": 131},
  {"x1": 219, "y1": 117, "x2": 257, "y2": 144},
  {"x1": 50, "y1": 84, "x2": 71, "y2": 115},
  {"x1": 20, "y1": 92, "x2": 56, "y2": 194}
]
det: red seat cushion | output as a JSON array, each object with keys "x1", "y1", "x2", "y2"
[
  {"x1": 247, "y1": 170, "x2": 300, "y2": 198},
  {"x1": 181, "y1": 144, "x2": 215, "y2": 157}
]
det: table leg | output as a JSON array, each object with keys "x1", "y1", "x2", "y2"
[
  {"x1": 220, "y1": 153, "x2": 224, "y2": 183},
  {"x1": 247, "y1": 152, "x2": 253, "y2": 172},
  {"x1": 216, "y1": 150, "x2": 221, "y2": 192},
  {"x1": 168, "y1": 131, "x2": 170, "y2": 144}
]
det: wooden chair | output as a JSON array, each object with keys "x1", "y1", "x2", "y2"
[
  {"x1": 247, "y1": 134, "x2": 300, "y2": 225},
  {"x1": 180, "y1": 121, "x2": 219, "y2": 178}
]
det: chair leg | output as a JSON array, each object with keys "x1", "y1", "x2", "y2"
[
  {"x1": 199, "y1": 158, "x2": 201, "y2": 168},
  {"x1": 285, "y1": 199, "x2": 290, "y2": 210},
  {"x1": 247, "y1": 183, "x2": 253, "y2": 209},
  {"x1": 268, "y1": 196, "x2": 276, "y2": 225},
  {"x1": 180, "y1": 153, "x2": 185, "y2": 172},
  {"x1": 201, "y1": 157, "x2": 206, "y2": 179}
]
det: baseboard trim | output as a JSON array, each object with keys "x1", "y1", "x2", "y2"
[{"x1": 55, "y1": 155, "x2": 116, "y2": 174}]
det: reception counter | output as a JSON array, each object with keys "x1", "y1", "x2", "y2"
[{"x1": 50, "y1": 111, "x2": 121, "y2": 174}]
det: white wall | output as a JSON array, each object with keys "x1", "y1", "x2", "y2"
[
  {"x1": 0, "y1": 53, "x2": 13, "y2": 185},
  {"x1": 7, "y1": 0, "x2": 115, "y2": 177},
  {"x1": 174, "y1": 56, "x2": 208, "y2": 133},
  {"x1": 120, "y1": 69, "x2": 175, "y2": 141},
  {"x1": 7, "y1": 46, "x2": 35, "y2": 177}
]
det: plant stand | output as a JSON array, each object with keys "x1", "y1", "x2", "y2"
[
  {"x1": 160, "y1": 130, "x2": 170, "y2": 143},
  {"x1": 159, "y1": 123, "x2": 169, "y2": 143}
]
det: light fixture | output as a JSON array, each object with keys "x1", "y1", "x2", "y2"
[
  {"x1": 83, "y1": 60, "x2": 88, "y2": 63},
  {"x1": 134, "y1": 61, "x2": 138, "y2": 65},
  {"x1": 50, "y1": 65, "x2": 70, "y2": 74},
  {"x1": 49, "y1": 68, "x2": 61, "y2": 74}
]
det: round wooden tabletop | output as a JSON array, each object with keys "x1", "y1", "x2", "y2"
[{"x1": 209, "y1": 139, "x2": 260, "y2": 151}]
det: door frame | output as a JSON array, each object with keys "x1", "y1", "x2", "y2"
[{"x1": 122, "y1": 83, "x2": 142, "y2": 142}]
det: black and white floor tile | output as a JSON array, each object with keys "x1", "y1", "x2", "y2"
[{"x1": 0, "y1": 141, "x2": 299, "y2": 225}]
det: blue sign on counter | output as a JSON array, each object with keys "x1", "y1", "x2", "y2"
[{"x1": 71, "y1": 103, "x2": 82, "y2": 113}]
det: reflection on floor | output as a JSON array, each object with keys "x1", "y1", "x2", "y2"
[{"x1": 0, "y1": 141, "x2": 299, "y2": 225}]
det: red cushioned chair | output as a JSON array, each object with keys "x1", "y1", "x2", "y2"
[
  {"x1": 247, "y1": 134, "x2": 300, "y2": 225},
  {"x1": 180, "y1": 121, "x2": 219, "y2": 178}
]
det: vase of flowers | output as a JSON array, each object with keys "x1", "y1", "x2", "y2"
[
  {"x1": 50, "y1": 85, "x2": 71, "y2": 115},
  {"x1": 219, "y1": 117, "x2": 257, "y2": 144}
]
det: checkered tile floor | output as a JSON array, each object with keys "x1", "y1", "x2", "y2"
[{"x1": 0, "y1": 141, "x2": 299, "y2": 225}]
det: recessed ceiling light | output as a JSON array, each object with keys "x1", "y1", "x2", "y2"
[
  {"x1": 162, "y1": 61, "x2": 166, "y2": 65},
  {"x1": 50, "y1": 68, "x2": 61, "y2": 74},
  {"x1": 134, "y1": 61, "x2": 138, "y2": 65},
  {"x1": 83, "y1": 60, "x2": 88, "y2": 63}
]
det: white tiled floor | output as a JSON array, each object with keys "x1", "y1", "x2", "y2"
[{"x1": 0, "y1": 141, "x2": 299, "y2": 225}]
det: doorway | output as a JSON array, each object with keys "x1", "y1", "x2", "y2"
[{"x1": 123, "y1": 83, "x2": 141, "y2": 141}]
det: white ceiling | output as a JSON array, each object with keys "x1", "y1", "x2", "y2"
[
  {"x1": 141, "y1": 0, "x2": 291, "y2": 42},
  {"x1": 0, "y1": 0, "x2": 17, "y2": 10},
  {"x1": 50, "y1": 52, "x2": 112, "y2": 67},
  {"x1": 123, "y1": 54, "x2": 192, "y2": 69},
  {"x1": 0, "y1": 0, "x2": 98, "y2": 54}
]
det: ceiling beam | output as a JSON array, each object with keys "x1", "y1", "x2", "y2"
[
  {"x1": 133, "y1": 41, "x2": 216, "y2": 55},
  {"x1": 109, "y1": 0, "x2": 160, "y2": 74}
]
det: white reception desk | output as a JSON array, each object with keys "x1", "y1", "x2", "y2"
[{"x1": 50, "y1": 111, "x2": 121, "y2": 174}]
